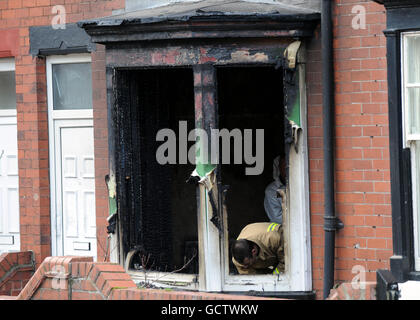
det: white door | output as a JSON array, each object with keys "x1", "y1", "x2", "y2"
[
  {"x1": 0, "y1": 59, "x2": 20, "y2": 253},
  {"x1": 47, "y1": 54, "x2": 97, "y2": 260},
  {"x1": 54, "y1": 120, "x2": 97, "y2": 257}
]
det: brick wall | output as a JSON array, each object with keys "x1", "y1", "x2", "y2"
[
  {"x1": 0, "y1": 256, "x2": 280, "y2": 300},
  {"x1": 0, "y1": 251, "x2": 35, "y2": 296},
  {"x1": 91, "y1": 44, "x2": 111, "y2": 262},
  {"x1": 326, "y1": 281, "x2": 377, "y2": 300},
  {"x1": 0, "y1": 0, "x2": 393, "y2": 300},
  {"x1": 307, "y1": 0, "x2": 391, "y2": 299},
  {"x1": 0, "y1": 0, "x2": 125, "y2": 266},
  {"x1": 306, "y1": 26, "x2": 324, "y2": 298}
]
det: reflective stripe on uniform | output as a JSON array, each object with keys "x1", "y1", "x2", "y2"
[
  {"x1": 267, "y1": 223, "x2": 279, "y2": 232},
  {"x1": 273, "y1": 267, "x2": 280, "y2": 275}
]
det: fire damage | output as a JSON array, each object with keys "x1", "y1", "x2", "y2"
[{"x1": 79, "y1": 0, "x2": 319, "y2": 289}]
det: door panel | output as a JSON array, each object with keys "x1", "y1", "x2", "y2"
[
  {"x1": 0, "y1": 113, "x2": 20, "y2": 252},
  {"x1": 55, "y1": 121, "x2": 97, "y2": 258}
]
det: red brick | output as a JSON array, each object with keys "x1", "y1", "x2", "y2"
[
  {"x1": 96, "y1": 272, "x2": 132, "y2": 291},
  {"x1": 40, "y1": 288, "x2": 68, "y2": 300},
  {"x1": 0, "y1": 0, "x2": 392, "y2": 301},
  {"x1": 29, "y1": 7, "x2": 44, "y2": 16},
  {"x1": 72, "y1": 291, "x2": 102, "y2": 300},
  {"x1": 81, "y1": 279, "x2": 97, "y2": 292},
  {"x1": 102, "y1": 280, "x2": 137, "y2": 297},
  {"x1": 367, "y1": 238, "x2": 388, "y2": 249}
]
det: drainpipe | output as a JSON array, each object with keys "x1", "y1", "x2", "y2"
[{"x1": 321, "y1": 0, "x2": 343, "y2": 299}]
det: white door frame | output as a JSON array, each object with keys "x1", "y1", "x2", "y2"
[
  {"x1": 0, "y1": 58, "x2": 20, "y2": 253},
  {"x1": 46, "y1": 54, "x2": 95, "y2": 258}
]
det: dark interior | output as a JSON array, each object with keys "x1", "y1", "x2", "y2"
[
  {"x1": 122, "y1": 66, "x2": 285, "y2": 275},
  {"x1": 216, "y1": 66, "x2": 285, "y2": 274},
  {"x1": 127, "y1": 68, "x2": 198, "y2": 274}
]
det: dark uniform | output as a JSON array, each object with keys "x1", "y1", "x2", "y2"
[{"x1": 232, "y1": 222, "x2": 285, "y2": 275}]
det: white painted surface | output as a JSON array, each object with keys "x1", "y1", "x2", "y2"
[
  {"x1": 58, "y1": 123, "x2": 97, "y2": 257},
  {"x1": 198, "y1": 182, "x2": 222, "y2": 292},
  {"x1": 0, "y1": 59, "x2": 20, "y2": 253},
  {"x1": 0, "y1": 113, "x2": 20, "y2": 253},
  {"x1": 0, "y1": 59, "x2": 14, "y2": 72},
  {"x1": 47, "y1": 54, "x2": 97, "y2": 260},
  {"x1": 402, "y1": 32, "x2": 420, "y2": 271},
  {"x1": 399, "y1": 281, "x2": 420, "y2": 300},
  {"x1": 221, "y1": 47, "x2": 312, "y2": 292}
]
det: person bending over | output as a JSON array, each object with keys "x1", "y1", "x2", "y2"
[{"x1": 231, "y1": 222, "x2": 284, "y2": 275}]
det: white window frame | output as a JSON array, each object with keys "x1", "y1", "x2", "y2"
[
  {"x1": 46, "y1": 54, "x2": 93, "y2": 120},
  {"x1": 0, "y1": 58, "x2": 17, "y2": 117},
  {"x1": 129, "y1": 48, "x2": 312, "y2": 294},
  {"x1": 0, "y1": 58, "x2": 15, "y2": 71},
  {"x1": 220, "y1": 50, "x2": 312, "y2": 293},
  {"x1": 402, "y1": 32, "x2": 420, "y2": 271},
  {"x1": 46, "y1": 54, "x2": 94, "y2": 257}
]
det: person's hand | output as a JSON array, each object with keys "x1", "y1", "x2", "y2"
[
  {"x1": 277, "y1": 189, "x2": 286, "y2": 216},
  {"x1": 277, "y1": 189, "x2": 286, "y2": 200}
]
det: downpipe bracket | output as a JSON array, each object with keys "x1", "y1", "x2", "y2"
[{"x1": 323, "y1": 216, "x2": 344, "y2": 232}]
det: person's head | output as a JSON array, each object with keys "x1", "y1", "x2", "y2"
[{"x1": 232, "y1": 239, "x2": 259, "y2": 269}]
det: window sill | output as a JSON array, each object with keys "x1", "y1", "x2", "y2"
[
  {"x1": 407, "y1": 271, "x2": 420, "y2": 281},
  {"x1": 221, "y1": 290, "x2": 316, "y2": 300},
  {"x1": 128, "y1": 269, "x2": 199, "y2": 291},
  {"x1": 127, "y1": 269, "x2": 314, "y2": 298}
]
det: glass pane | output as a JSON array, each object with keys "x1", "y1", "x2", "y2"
[
  {"x1": 52, "y1": 63, "x2": 92, "y2": 110},
  {"x1": 408, "y1": 87, "x2": 420, "y2": 135},
  {"x1": 0, "y1": 71, "x2": 16, "y2": 110},
  {"x1": 407, "y1": 35, "x2": 420, "y2": 84},
  {"x1": 415, "y1": 141, "x2": 420, "y2": 257}
]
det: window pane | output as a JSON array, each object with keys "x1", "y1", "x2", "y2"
[
  {"x1": 415, "y1": 141, "x2": 420, "y2": 258},
  {"x1": 407, "y1": 87, "x2": 420, "y2": 135},
  {"x1": 0, "y1": 71, "x2": 16, "y2": 110},
  {"x1": 407, "y1": 36, "x2": 420, "y2": 84},
  {"x1": 52, "y1": 63, "x2": 92, "y2": 110}
]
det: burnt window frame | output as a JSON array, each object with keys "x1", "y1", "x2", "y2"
[
  {"x1": 111, "y1": 66, "x2": 200, "y2": 290},
  {"x1": 107, "y1": 44, "x2": 313, "y2": 294},
  {"x1": 213, "y1": 51, "x2": 312, "y2": 294}
]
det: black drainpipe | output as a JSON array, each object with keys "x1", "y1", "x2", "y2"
[{"x1": 322, "y1": 0, "x2": 344, "y2": 299}]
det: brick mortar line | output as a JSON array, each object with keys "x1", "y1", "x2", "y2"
[
  {"x1": 66, "y1": 275, "x2": 97, "y2": 300},
  {"x1": 90, "y1": 276, "x2": 107, "y2": 300},
  {"x1": 83, "y1": 264, "x2": 107, "y2": 300},
  {"x1": 18, "y1": 257, "x2": 55, "y2": 300},
  {"x1": 0, "y1": 264, "x2": 35, "y2": 287}
]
